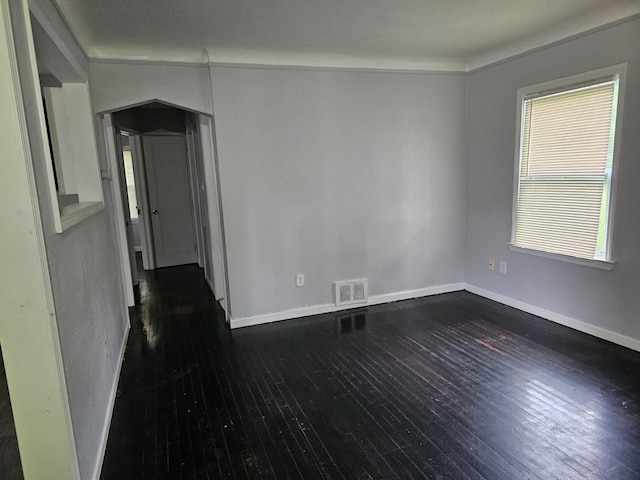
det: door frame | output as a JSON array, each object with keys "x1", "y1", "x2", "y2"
[
  {"x1": 109, "y1": 127, "x2": 155, "y2": 271},
  {"x1": 126, "y1": 132, "x2": 155, "y2": 270},
  {"x1": 198, "y1": 114, "x2": 229, "y2": 316},
  {"x1": 185, "y1": 113, "x2": 207, "y2": 270},
  {"x1": 102, "y1": 113, "x2": 135, "y2": 307},
  {"x1": 99, "y1": 103, "x2": 230, "y2": 317},
  {"x1": 113, "y1": 128, "x2": 138, "y2": 288}
]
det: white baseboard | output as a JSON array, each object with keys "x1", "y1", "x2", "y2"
[
  {"x1": 229, "y1": 283, "x2": 465, "y2": 329},
  {"x1": 230, "y1": 282, "x2": 640, "y2": 352},
  {"x1": 206, "y1": 277, "x2": 215, "y2": 296},
  {"x1": 92, "y1": 324, "x2": 130, "y2": 480},
  {"x1": 369, "y1": 283, "x2": 465, "y2": 306},
  {"x1": 464, "y1": 284, "x2": 640, "y2": 353}
]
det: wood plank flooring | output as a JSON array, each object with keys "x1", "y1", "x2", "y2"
[
  {"x1": 101, "y1": 263, "x2": 640, "y2": 479},
  {"x1": 0, "y1": 347, "x2": 23, "y2": 479}
]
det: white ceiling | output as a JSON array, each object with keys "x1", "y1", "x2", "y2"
[{"x1": 53, "y1": 0, "x2": 640, "y2": 71}]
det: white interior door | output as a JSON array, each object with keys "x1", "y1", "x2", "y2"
[
  {"x1": 129, "y1": 134, "x2": 155, "y2": 270},
  {"x1": 103, "y1": 114, "x2": 135, "y2": 306},
  {"x1": 143, "y1": 135, "x2": 198, "y2": 268},
  {"x1": 199, "y1": 115, "x2": 228, "y2": 310}
]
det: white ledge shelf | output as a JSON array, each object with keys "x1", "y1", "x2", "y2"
[
  {"x1": 58, "y1": 201, "x2": 104, "y2": 233},
  {"x1": 508, "y1": 244, "x2": 615, "y2": 271}
]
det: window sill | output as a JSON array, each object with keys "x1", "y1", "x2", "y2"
[
  {"x1": 58, "y1": 201, "x2": 104, "y2": 233},
  {"x1": 508, "y1": 244, "x2": 614, "y2": 271}
]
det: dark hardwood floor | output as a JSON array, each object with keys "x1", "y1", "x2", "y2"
[
  {"x1": 101, "y1": 263, "x2": 640, "y2": 479},
  {"x1": 0, "y1": 347, "x2": 23, "y2": 479}
]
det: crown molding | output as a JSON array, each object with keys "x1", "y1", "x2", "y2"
[
  {"x1": 84, "y1": 11, "x2": 640, "y2": 75},
  {"x1": 89, "y1": 57, "x2": 209, "y2": 68},
  {"x1": 206, "y1": 61, "x2": 467, "y2": 75},
  {"x1": 467, "y1": 11, "x2": 640, "y2": 73}
]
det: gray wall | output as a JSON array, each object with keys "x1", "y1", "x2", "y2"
[
  {"x1": 211, "y1": 66, "x2": 467, "y2": 319},
  {"x1": 43, "y1": 210, "x2": 128, "y2": 480},
  {"x1": 90, "y1": 62, "x2": 213, "y2": 115},
  {"x1": 465, "y1": 18, "x2": 640, "y2": 343}
]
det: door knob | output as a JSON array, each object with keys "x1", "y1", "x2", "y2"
[{"x1": 152, "y1": 209, "x2": 159, "y2": 215}]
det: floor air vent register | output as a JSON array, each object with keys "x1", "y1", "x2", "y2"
[{"x1": 334, "y1": 279, "x2": 368, "y2": 306}]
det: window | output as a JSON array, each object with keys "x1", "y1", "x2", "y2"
[
  {"x1": 511, "y1": 65, "x2": 625, "y2": 267},
  {"x1": 122, "y1": 147, "x2": 139, "y2": 220}
]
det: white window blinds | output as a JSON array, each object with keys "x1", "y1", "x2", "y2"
[{"x1": 514, "y1": 78, "x2": 619, "y2": 261}]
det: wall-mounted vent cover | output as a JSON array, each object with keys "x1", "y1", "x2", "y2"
[{"x1": 334, "y1": 279, "x2": 368, "y2": 306}]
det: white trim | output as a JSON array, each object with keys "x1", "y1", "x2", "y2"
[
  {"x1": 91, "y1": 322, "x2": 130, "y2": 480},
  {"x1": 39, "y1": 82, "x2": 105, "y2": 233},
  {"x1": 130, "y1": 134, "x2": 154, "y2": 270},
  {"x1": 198, "y1": 112, "x2": 229, "y2": 312},
  {"x1": 510, "y1": 63, "x2": 627, "y2": 266},
  {"x1": 59, "y1": 200, "x2": 104, "y2": 231},
  {"x1": 514, "y1": 63, "x2": 627, "y2": 103},
  {"x1": 206, "y1": 277, "x2": 216, "y2": 297},
  {"x1": 367, "y1": 283, "x2": 465, "y2": 306},
  {"x1": 230, "y1": 283, "x2": 465, "y2": 329},
  {"x1": 90, "y1": 57, "x2": 210, "y2": 68},
  {"x1": 88, "y1": 53, "x2": 467, "y2": 73},
  {"x1": 229, "y1": 282, "x2": 640, "y2": 352},
  {"x1": 185, "y1": 118, "x2": 206, "y2": 269},
  {"x1": 604, "y1": 65, "x2": 627, "y2": 264},
  {"x1": 102, "y1": 114, "x2": 135, "y2": 306},
  {"x1": 231, "y1": 303, "x2": 340, "y2": 329},
  {"x1": 207, "y1": 61, "x2": 467, "y2": 75},
  {"x1": 508, "y1": 244, "x2": 615, "y2": 271},
  {"x1": 464, "y1": 284, "x2": 640, "y2": 353}
]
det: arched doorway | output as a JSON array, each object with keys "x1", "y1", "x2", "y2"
[{"x1": 99, "y1": 101, "x2": 229, "y2": 319}]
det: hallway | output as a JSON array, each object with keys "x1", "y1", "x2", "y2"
[{"x1": 101, "y1": 264, "x2": 640, "y2": 479}]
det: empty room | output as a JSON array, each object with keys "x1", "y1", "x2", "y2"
[{"x1": 1, "y1": 0, "x2": 639, "y2": 479}]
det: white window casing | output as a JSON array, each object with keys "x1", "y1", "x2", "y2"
[{"x1": 510, "y1": 64, "x2": 626, "y2": 269}]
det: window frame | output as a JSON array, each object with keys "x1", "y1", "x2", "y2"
[
  {"x1": 14, "y1": 7, "x2": 106, "y2": 234},
  {"x1": 510, "y1": 64, "x2": 627, "y2": 270},
  {"x1": 39, "y1": 81, "x2": 105, "y2": 232}
]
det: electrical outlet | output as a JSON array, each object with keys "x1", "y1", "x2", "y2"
[
  {"x1": 296, "y1": 274, "x2": 305, "y2": 287},
  {"x1": 488, "y1": 259, "x2": 495, "y2": 271},
  {"x1": 499, "y1": 261, "x2": 507, "y2": 274}
]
